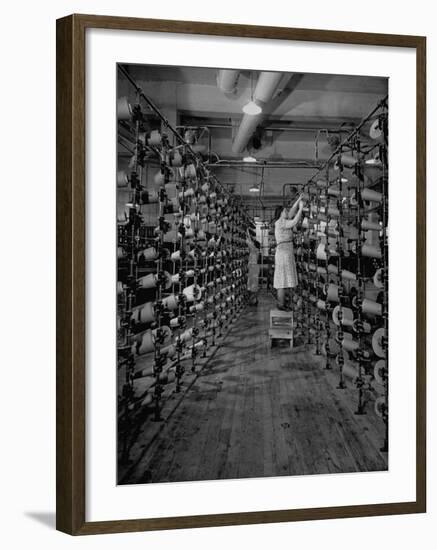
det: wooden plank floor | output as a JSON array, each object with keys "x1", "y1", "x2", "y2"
[{"x1": 123, "y1": 292, "x2": 388, "y2": 484}]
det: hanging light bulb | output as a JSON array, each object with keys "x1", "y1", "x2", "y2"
[{"x1": 242, "y1": 100, "x2": 262, "y2": 115}]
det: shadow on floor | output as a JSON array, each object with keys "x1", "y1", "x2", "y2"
[{"x1": 25, "y1": 511, "x2": 56, "y2": 529}]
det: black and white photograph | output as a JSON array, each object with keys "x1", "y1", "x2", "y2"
[{"x1": 116, "y1": 63, "x2": 389, "y2": 485}]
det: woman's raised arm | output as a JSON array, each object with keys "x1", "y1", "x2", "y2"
[{"x1": 283, "y1": 201, "x2": 304, "y2": 229}]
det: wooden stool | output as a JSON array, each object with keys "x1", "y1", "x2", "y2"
[{"x1": 269, "y1": 309, "x2": 293, "y2": 348}]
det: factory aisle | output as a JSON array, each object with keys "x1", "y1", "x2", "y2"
[{"x1": 123, "y1": 292, "x2": 388, "y2": 484}]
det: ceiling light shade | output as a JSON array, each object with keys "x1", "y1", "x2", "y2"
[
  {"x1": 243, "y1": 155, "x2": 257, "y2": 163},
  {"x1": 249, "y1": 184, "x2": 260, "y2": 193},
  {"x1": 365, "y1": 157, "x2": 382, "y2": 166},
  {"x1": 242, "y1": 100, "x2": 262, "y2": 115}
]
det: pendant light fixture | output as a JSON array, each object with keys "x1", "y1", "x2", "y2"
[
  {"x1": 249, "y1": 164, "x2": 265, "y2": 193},
  {"x1": 243, "y1": 155, "x2": 257, "y2": 163},
  {"x1": 242, "y1": 71, "x2": 262, "y2": 115}
]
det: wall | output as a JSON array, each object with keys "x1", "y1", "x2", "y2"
[{"x1": 0, "y1": 1, "x2": 434, "y2": 549}]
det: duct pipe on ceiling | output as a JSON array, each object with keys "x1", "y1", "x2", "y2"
[
  {"x1": 217, "y1": 69, "x2": 240, "y2": 94},
  {"x1": 253, "y1": 72, "x2": 283, "y2": 103},
  {"x1": 231, "y1": 71, "x2": 284, "y2": 154}
]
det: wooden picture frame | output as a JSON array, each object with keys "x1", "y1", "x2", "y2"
[{"x1": 56, "y1": 13, "x2": 426, "y2": 535}]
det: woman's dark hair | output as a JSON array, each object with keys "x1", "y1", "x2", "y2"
[
  {"x1": 289, "y1": 185, "x2": 298, "y2": 198},
  {"x1": 273, "y1": 205, "x2": 284, "y2": 222}
]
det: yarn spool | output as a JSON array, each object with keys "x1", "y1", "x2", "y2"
[
  {"x1": 332, "y1": 306, "x2": 354, "y2": 327},
  {"x1": 179, "y1": 187, "x2": 195, "y2": 199},
  {"x1": 146, "y1": 130, "x2": 162, "y2": 147},
  {"x1": 163, "y1": 230, "x2": 178, "y2": 243},
  {"x1": 171, "y1": 270, "x2": 194, "y2": 285},
  {"x1": 363, "y1": 164, "x2": 383, "y2": 188},
  {"x1": 191, "y1": 339, "x2": 207, "y2": 350},
  {"x1": 117, "y1": 170, "x2": 129, "y2": 188},
  {"x1": 362, "y1": 243, "x2": 382, "y2": 259},
  {"x1": 325, "y1": 283, "x2": 340, "y2": 303},
  {"x1": 369, "y1": 118, "x2": 384, "y2": 142},
  {"x1": 132, "y1": 330, "x2": 155, "y2": 355},
  {"x1": 160, "y1": 368, "x2": 177, "y2": 384},
  {"x1": 141, "y1": 190, "x2": 159, "y2": 205},
  {"x1": 138, "y1": 247, "x2": 158, "y2": 262},
  {"x1": 170, "y1": 317, "x2": 183, "y2": 328},
  {"x1": 373, "y1": 268, "x2": 384, "y2": 289},
  {"x1": 341, "y1": 269, "x2": 356, "y2": 281},
  {"x1": 362, "y1": 188, "x2": 383, "y2": 203},
  {"x1": 374, "y1": 359, "x2": 387, "y2": 386},
  {"x1": 117, "y1": 281, "x2": 124, "y2": 295},
  {"x1": 161, "y1": 346, "x2": 177, "y2": 360},
  {"x1": 361, "y1": 218, "x2": 381, "y2": 231},
  {"x1": 362, "y1": 298, "x2": 382, "y2": 316},
  {"x1": 341, "y1": 336, "x2": 359, "y2": 353},
  {"x1": 133, "y1": 301, "x2": 155, "y2": 324},
  {"x1": 141, "y1": 393, "x2": 153, "y2": 407},
  {"x1": 352, "y1": 319, "x2": 371, "y2": 334},
  {"x1": 372, "y1": 327, "x2": 387, "y2": 358},
  {"x1": 161, "y1": 271, "x2": 173, "y2": 290},
  {"x1": 135, "y1": 325, "x2": 171, "y2": 355},
  {"x1": 137, "y1": 273, "x2": 157, "y2": 289},
  {"x1": 374, "y1": 396, "x2": 387, "y2": 418},
  {"x1": 117, "y1": 97, "x2": 132, "y2": 120},
  {"x1": 335, "y1": 153, "x2": 357, "y2": 169},
  {"x1": 117, "y1": 204, "x2": 130, "y2": 225},
  {"x1": 327, "y1": 205, "x2": 340, "y2": 218},
  {"x1": 162, "y1": 294, "x2": 179, "y2": 311},
  {"x1": 316, "y1": 243, "x2": 327, "y2": 261},
  {"x1": 154, "y1": 168, "x2": 174, "y2": 186},
  {"x1": 316, "y1": 299, "x2": 327, "y2": 311},
  {"x1": 177, "y1": 328, "x2": 193, "y2": 344},
  {"x1": 117, "y1": 247, "x2": 126, "y2": 259}
]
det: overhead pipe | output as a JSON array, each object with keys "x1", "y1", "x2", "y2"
[
  {"x1": 206, "y1": 160, "x2": 322, "y2": 168},
  {"x1": 231, "y1": 71, "x2": 284, "y2": 154},
  {"x1": 254, "y1": 72, "x2": 284, "y2": 103},
  {"x1": 217, "y1": 69, "x2": 240, "y2": 94}
]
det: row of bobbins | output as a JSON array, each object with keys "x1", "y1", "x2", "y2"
[
  {"x1": 292, "y1": 98, "x2": 389, "y2": 450},
  {"x1": 116, "y1": 66, "x2": 253, "y2": 463}
]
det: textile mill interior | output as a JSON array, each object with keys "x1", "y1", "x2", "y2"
[{"x1": 116, "y1": 64, "x2": 389, "y2": 485}]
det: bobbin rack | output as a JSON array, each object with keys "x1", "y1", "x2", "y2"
[
  {"x1": 116, "y1": 65, "x2": 253, "y2": 466},
  {"x1": 291, "y1": 96, "x2": 389, "y2": 451}
]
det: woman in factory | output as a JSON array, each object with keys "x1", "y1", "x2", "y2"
[{"x1": 273, "y1": 194, "x2": 304, "y2": 310}]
